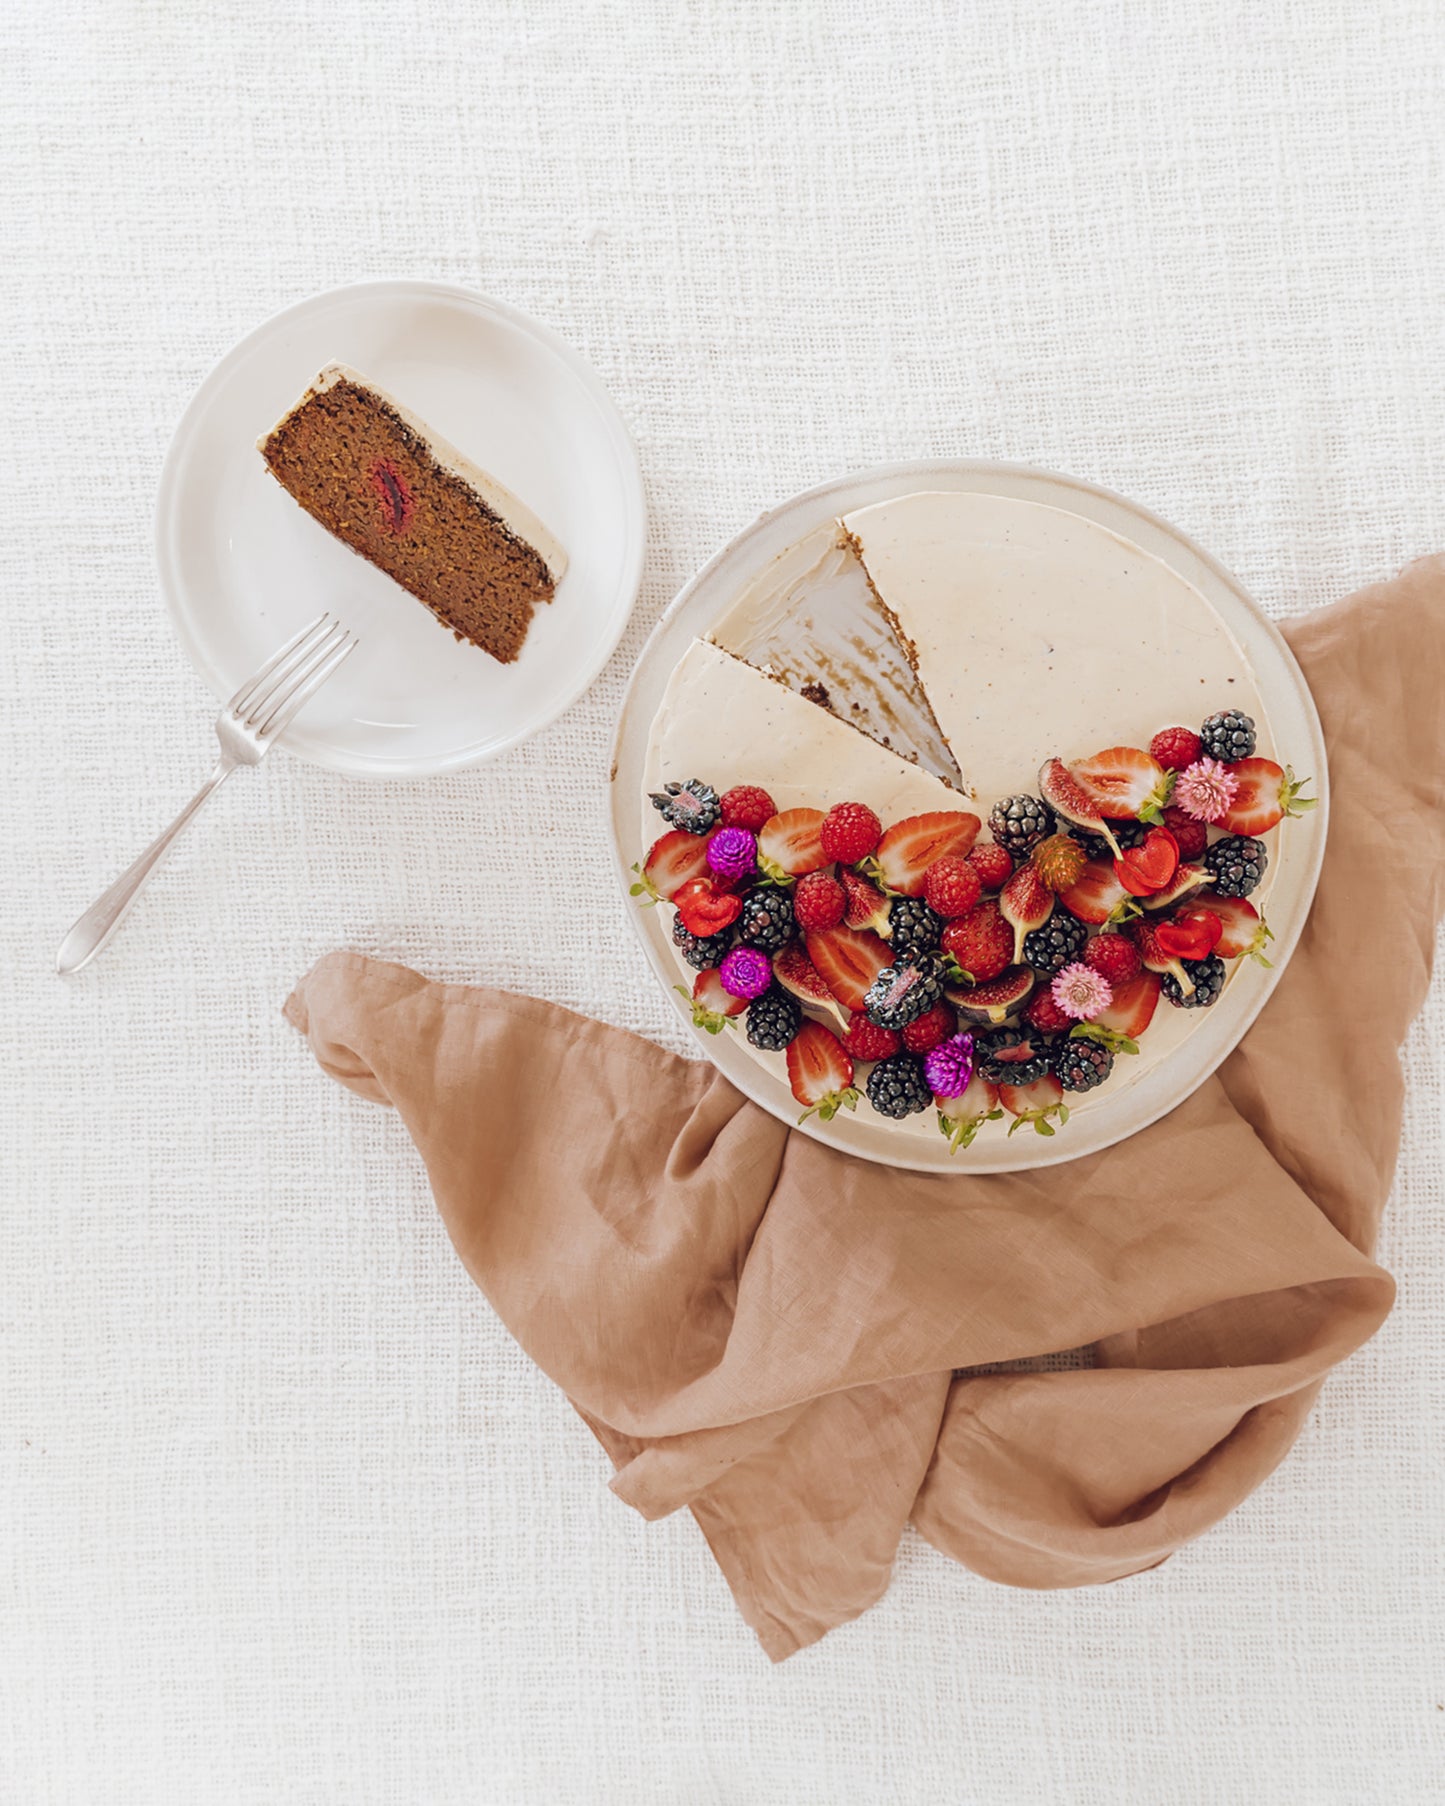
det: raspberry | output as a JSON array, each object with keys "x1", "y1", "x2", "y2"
[
  {"x1": 819, "y1": 801, "x2": 882, "y2": 865},
  {"x1": 719, "y1": 785, "x2": 776, "y2": 831},
  {"x1": 902, "y1": 1000, "x2": 958, "y2": 1054},
  {"x1": 1150, "y1": 727, "x2": 1203, "y2": 772},
  {"x1": 843, "y1": 1013, "x2": 901, "y2": 1062},
  {"x1": 941, "y1": 900, "x2": 1013, "y2": 984},
  {"x1": 965, "y1": 841, "x2": 1013, "y2": 891},
  {"x1": 792, "y1": 870, "x2": 845, "y2": 931},
  {"x1": 1025, "y1": 988, "x2": 1075, "y2": 1034},
  {"x1": 1083, "y1": 933, "x2": 1141, "y2": 985},
  {"x1": 923, "y1": 855, "x2": 982, "y2": 919},
  {"x1": 1161, "y1": 805, "x2": 1208, "y2": 861}
]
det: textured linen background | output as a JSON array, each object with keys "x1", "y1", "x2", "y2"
[{"x1": 3, "y1": 1, "x2": 1444, "y2": 1801}]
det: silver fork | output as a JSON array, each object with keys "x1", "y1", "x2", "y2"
[{"x1": 56, "y1": 613, "x2": 358, "y2": 976}]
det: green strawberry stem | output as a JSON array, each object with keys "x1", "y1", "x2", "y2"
[{"x1": 797, "y1": 1087, "x2": 860, "y2": 1126}]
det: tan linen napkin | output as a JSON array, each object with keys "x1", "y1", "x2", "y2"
[{"x1": 285, "y1": 560, "x2": 1445, "y2": 1661}]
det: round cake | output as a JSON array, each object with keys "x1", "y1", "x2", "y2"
[{"x1": 639, "y1": 491, "x2": 1301, "y2": 1152}]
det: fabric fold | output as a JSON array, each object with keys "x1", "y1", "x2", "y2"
[{"x1": 284, "y1": 559, "x2": 1445, "y2": 1659}]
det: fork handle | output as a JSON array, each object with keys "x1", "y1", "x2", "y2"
[{"x1": 55, "y1": 759, "x2": 236, "y2": 975}]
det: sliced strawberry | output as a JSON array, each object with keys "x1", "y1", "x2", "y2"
[
  {"x1": 998, "y1": 1073, "x2": 1069, "y2": 1137},
  {"x1": 1089, "y1": 970, "x2": 1162, "y2": 1044},
  {"x1": 936, "y1": 1071, "x2": 1004, "y2": 1153},
  {"x1": 1217, "y1": 759, "x2": 1317, "y2": 836},
  {"x1": 1070, "y1": 747, "x2": 1172, "y2": 823},
  {"x1": 773, "y1": 942, "x2": 849, "y2": 1025},
  {"x1": 1154, "y1": 907, "x2": 1222, "y2": 962},
  {"x1": 1000, "y1": 861, "x2": 1053, "y2": 961},
  {"x1": 1115, "y1": 827, "x2": 1180, "y2": 897},
  {"x1": 757, "y1": 808, "x2": 829, "y2": 881},
  {"x1": 1038, "y1": 756, "x2": 1122, "y2": 854},
  {"x1": 1059, "y1": 857, "x2": 1137, "y2": 927},
  {"x1": 673, "y1": 876, "x2": 743, "y2": 938},
  {"x1": 867, "y1": 810, "x2": 981, "y2": 896},
  {"x1": 630, "y1": 830, "x2": 711, "y2": 904},
  {"x1": 838, "y1": 867, "x2": 891, "y2": 933},
  {"x1": 1208, "y1": 894, "x2": 1275, "y2": 965},
  {"x1": 675, "y1": 968, "x2": 747, "y2": 1034},
  {"x1": 786, "y1": 1021, "x2": 860, "y2": 1123},
  {"x1": 804, "y1": 924, "x2": 891, "y2": 1013}
]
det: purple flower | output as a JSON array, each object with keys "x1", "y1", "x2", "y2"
[
  {"x1": 706, "y1": 827, "x2": 757, "y2": 882},
  {"x1": 718, "y1": 946, "x2": 772, "y2": 1000},
  {"x1": 923, "y1": 1032, "x2": 975, "y2": 1101}
]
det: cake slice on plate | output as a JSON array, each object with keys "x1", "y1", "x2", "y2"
[{"x1": 259, "y1": 363, "x2": 566, "y2": 664}]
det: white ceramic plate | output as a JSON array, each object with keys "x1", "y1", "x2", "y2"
[
  {"x1": 156, "y1": 281, "x2": 645, "y2": 776},
  {"x1": 609, "y1": 461, "x2": 1328, "y2": 1173}
]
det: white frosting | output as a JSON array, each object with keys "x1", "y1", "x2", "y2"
[{"x1": 839, "y1": 492, "x2": 1270, "y2": 800}]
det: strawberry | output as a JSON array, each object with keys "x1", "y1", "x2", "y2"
[
  {"x1": 675, "y1": 968, "x2": 747, "y2": 1034},
  {"x1": 1070, "y1": 747, "x2": 1172, "y2": 824},
  {"x1": 757, "y1": 808, "x2": 829, "y2": 882},
  {"x1": 1083, "y1": 933, "x2": 1141, "y2": 985},
  {"x1": 935, "y1": 1072, "x2": 1004, "y2": 1153},
  {"x1": 793, "y1": 870, "x2": 846, "y2": 931},
  {"x1": 1069, "y1": 970, "x2": 1161, "y2": 1055},
  {"x1": 923, "y1": 855, "x2": 982, "y2": 919},
  {"x1": 1155, "y1": 907, "x2": 1222, "y2": 962},
  {"x1": 1208, "y1": 894, "x2": 1275, "y2": 965},
  {"x1": 867, "y1": 810, "x2": 981, "y2": 896},
  {"x1": 1149, "y1": 726, "x2": 1203, "y2": 771},
  {"x1": 1025, "y1": 988, "x2": 1076, "y2": 1034},
  {"x1": 1115, "y1": 827, "x2": 1180, "y2": 897},
  {"x1": 941, "y1": 900, "x2": 1013, "y2": 984},
  {"x1": 842, "y1": 1013, "x2": 901, "y2": 1061},
  {"x1": 820, "y1": 801, "x2": 882, "y2": 864},
  {"x1": 1161, "y1": 805, "x2": 1208, "y2": 861},
  {"x1": 804, "y1": 924, "x2": 891, "y2": 1013},
  {"x1": 1216, "y1": 759, "x2": 1317, "y2": 836},
  {"x1": 998, "y1": 1074, "x2": 1069, "y2": 1138},
  {"x1": 773, "y1": 942, "x2": 849, "y2": 1025},
  {"x1": 786, "y1": 1021, "x2": 860, "y2": 1123},
  {"x1": 839, "y1": 868, "x2": 891, "y2": 933},
  {"x1": 902, "y1": 1000, "x2": 957, "y2": 1054},
  {"x1": 630, "y1": 830, "x2": 711, "y2": 904},
  {"x1": 1000, "y1": 861, "x2": 1053, "y2": 961},
  {"x1": 1058, "y1": 856, "x2": 1138, "y2": 927},
  {"x1": 673, "y1": 876, "x2": 743, "y2": 938},
  {"x1": 965, "y1": 841, "x2": 1014, "y2": 890},
  {"x1": 719, "y1": 784, "x2": 776, "y2": 830}
]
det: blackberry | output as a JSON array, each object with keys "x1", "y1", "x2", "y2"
[
  {"x1": 745, "y1": 986, "x2": 802, "y2": 1051},
  {"x1": 975, "y1": 1024, "x2": 1053, "y2": 1086},
  {"x1": 672, "y1": 913, "x2": 732, "y2": 970},
  {"x1": 863, "y1": 958, "x2": 943, "y2": 1030},
  {"x1": 1162, "y1": 954, "x2": 1227, "y2": 1009},
  {"x1": 736, "y1": 888, "x2": 795, "y2": 953},
  {"x1": 1071, "y1": 818, "x2": 1147, "y2": 863},
  {"x1": 650, "y1": 778, "x2": 720, "y2": 834},
  {"x1": 988, "y1": 794, "x2": 1056, "y2": 857},
  {"x1": 1054, "y1": 1036, "x2": 1115, "y2": 1092},
  {"x1": 1199, "y1": 709, "x2": 1257, "y2": 763},
  {"x1": 887, "y1": 896, "x2": 943, "y2": 962},
  {"x1": 1022, "y1": 912, "x2": 1089, "y2": 976},
  {"x1": 1203, "y1": 835, "x2": 1268, "y2": 898},
  {"x1": 865, "y1": 1052, "x2": 934, "y2": 1118}
]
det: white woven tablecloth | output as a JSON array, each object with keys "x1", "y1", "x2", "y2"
[{"x1": 4, "y1": 2, "x2": 1444, "y2": 1800}]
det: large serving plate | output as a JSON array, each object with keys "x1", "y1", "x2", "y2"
[{"x1": 609, "y1": 461, "x2": 1327, "y2": 1173}]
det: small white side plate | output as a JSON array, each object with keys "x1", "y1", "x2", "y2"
[{"x1": 156, "y1": 281, "x2": 645, "y2": 777}]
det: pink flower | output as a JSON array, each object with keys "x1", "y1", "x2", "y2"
[
  {"x1": 1172, "y1": 757, "x2": 1238, "y2": 824},
  {"x1": 1050, "y1": 962, "x2": 1113, "y2": 1022}
]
